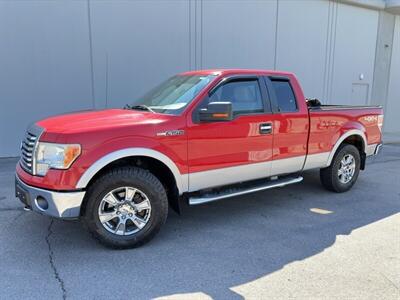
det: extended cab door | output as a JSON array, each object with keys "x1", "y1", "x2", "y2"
[
  {"x1": 186, "y1": 75, "x2": 274, "y2": 192},
  {"x1": 264, "y1": 75, "x2": 309, "y2": 176}
]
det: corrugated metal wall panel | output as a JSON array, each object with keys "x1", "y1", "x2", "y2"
[
  {"x1": 201, "y1": 0, "x2": 277, "y2": 69},
  {"x1": 0, "y1": 0, "x2": 397, "y2": 157},
  {"x1": 89, "y1": 0, "x2": 191, "y2": 109},
  {"x1": 275, "y1": 0, "x2": 330, "y2": 100},
  {"x1": 329, "y1": 3, "x2": 379, "y2": 105},
  {"x1": 0, "y1": 1, "x2": 93, "y2": 157},
  {"x1": 385, "y1": 15, "x2": 400, "y2": 134}
]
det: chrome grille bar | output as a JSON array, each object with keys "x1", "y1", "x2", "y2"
[{"x1": 19, "y1": 124, "x2": 43, "y2": 175}]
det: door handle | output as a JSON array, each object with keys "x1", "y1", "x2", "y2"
[{"x1": 259, "y1": 123, "x2": 272, "y2": 134}]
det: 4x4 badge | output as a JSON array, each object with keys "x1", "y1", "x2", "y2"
[{"x1": 157, "y1": 130, "x2": 185, "y2": 137}]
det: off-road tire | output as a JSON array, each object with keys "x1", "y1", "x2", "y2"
[
  {"x1": 320, "y1": 144, "x2": 361, "y2": 193},
  {"x1": 82, "y1": 167, "x2": 168, "y2": 249}
]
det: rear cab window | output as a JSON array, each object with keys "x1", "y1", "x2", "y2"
[{"x1": 267, "y1": 77, "x2": 298, "y2": 113}]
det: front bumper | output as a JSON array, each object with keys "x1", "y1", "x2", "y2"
[{"x1": 15, "y1": 175, "x2": 85, "y2": 218}]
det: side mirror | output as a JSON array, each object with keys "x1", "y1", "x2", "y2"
[{"x1": 199, "y1": 102, "x2": 233, "y2": 122}]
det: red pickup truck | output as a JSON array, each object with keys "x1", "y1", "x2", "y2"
[{"x1": 15, "y1": 69, "x2": 383, "y2": 248}]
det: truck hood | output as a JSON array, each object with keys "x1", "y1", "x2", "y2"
[{"x1": 37, "y1": 109, "x2": 169, "y2": 134}]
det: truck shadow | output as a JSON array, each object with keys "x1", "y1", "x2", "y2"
[
  {"x1": 49, "y1": 161, "x2": 399, "y2": 299},
  {"x1": 2, "y1": 149, "x2": 399, "y2": 299}
]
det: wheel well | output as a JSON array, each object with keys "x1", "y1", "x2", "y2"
[
  {"x1": 82, "y1": 156, "x2": 180, "y2": 214},
  {"x1": 341, "y1": 134, "x2": 366, "y2": 170},
  {"x1": 342, "y1": 135, "x2": 364, "y2": 153}
]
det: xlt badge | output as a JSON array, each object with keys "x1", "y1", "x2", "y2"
[{"x1": 156, "y1": 130, "x2": 185, "y2": 137}]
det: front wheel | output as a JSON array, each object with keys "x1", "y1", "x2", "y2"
[
  {"x1": 82, "y1": 167, "x2": 168, "y2": 249},
  {"x1": 320, "y1": 144, "x2": 361, "y2": 193}
]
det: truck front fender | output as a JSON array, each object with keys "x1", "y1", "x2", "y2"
[{"x1": 75, "y1": 148, "x2": 189, "y2": 195}]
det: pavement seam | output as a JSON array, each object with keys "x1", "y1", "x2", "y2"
[
  {"x1": 46, "y1": 219, "x2": 67, "y2": 300},
  {"x1": 380, "y1": 272, "x2": 400, "y2": 291}
]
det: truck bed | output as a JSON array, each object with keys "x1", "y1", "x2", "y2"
[
  {"x1": 307, "y1": 103, "x2": 383, "y2": 158},
  {"x1": 309, "y1": 104, "x2": 382, "y2": 111}
]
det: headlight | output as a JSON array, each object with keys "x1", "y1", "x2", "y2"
[{"x1": 35, "y1": 142, "x2": 81, "y2": 176}]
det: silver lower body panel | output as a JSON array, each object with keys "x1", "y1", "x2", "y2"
[{"x1": 15, "y1": 175, "x2": 85, "y2": 218}]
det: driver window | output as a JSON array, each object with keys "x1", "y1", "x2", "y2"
[{"x1": 209, "y1": 79, "x2": 264, "y2": 115}]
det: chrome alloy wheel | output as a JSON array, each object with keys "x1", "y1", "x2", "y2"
[
  {"x1": 338, "y1": 154, "x2": 356, "y2": 184},
  {"x1": 98, "y1": 187, "x2": 152, "y2": 236}
]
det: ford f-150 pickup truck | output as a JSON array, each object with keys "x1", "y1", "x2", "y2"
[{"x1": 15, "y1": 69, "x2": 383, "y2": 248}]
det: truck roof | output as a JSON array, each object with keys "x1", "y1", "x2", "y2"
[{"x1": 179, "y1": 69, "x2": 294, "y2": 77}]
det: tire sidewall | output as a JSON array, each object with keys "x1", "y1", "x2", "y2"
[
  {"x1": 83, "y1": 168, "x2": 168, "y2": 248},
  {"x1": 331, "y1": 145, "x2": 361, "y2": 192}
]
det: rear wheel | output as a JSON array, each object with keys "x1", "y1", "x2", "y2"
[
  {"x1": 82, "y1": 167, "x2": 168, "y2": 249},
  {"x1": 320, "y1": 144, "x2": 361, "y2": 193}
]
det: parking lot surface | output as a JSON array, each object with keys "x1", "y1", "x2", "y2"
[{"x1": 0, "y1": 145, "x2": 399, "y2": 300}]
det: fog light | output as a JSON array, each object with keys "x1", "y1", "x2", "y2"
[{"x1": 35, "y1": 196, "x2": 49, "y2": 211}]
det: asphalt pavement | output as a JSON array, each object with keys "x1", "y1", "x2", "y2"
[{"x1": 0, "y1": 145, "x2": 399, "y2": 300}]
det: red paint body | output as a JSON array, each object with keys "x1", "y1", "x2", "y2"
[{"x1": 16, "y1": 69, "x2": 383, "y2": 191}]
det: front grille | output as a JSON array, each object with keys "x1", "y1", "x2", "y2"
[{"x1": 19, "y1": 124, "x2": 43, "y2": 175}]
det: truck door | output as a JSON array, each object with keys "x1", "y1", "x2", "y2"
[
  {"x1": 264, "y1": 76, "x2": 309, "y2": 176},
  {"x1": 186, "y1": 75, "x2": 274, "y2": 192}
]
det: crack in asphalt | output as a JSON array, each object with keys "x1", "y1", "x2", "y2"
[
  {"x1": 14, "y1": 211, "x2": 25, "y2": 221},
  {"x1": 5, "y1": 211, "x2": 25, "y2": 230},
  {"x1": 380, "y1": 272, "x2": 399, "y2": 291},
  {"x1": 45, "y1": 220, "x2": 67, "y2": 300}
]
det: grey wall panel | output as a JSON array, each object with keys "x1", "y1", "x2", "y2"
[
  {"x1": 275, "y1": 0, "x2": 330, "y2": 100},
  {"x1": 330, "y1": 3, "x2": 379, "y2": 105},
  {"x1": 371, "y1": 12, "x2": 396, "y2": 107},
  {"x1": 385, "y1": 16, "x2": 400, "y2": 133},
  {"x1": 89, "y1": 0, "x2": 190, "y2": 109},
  {"x1": 201, "y1": 0, "x2": 277, "y2": 69},
  {"x1": 0, "y1": 0, "x2": 398, "y2": 157},
  {"x1": 0, "y1": 1, "x2": 93, "y2": 157}
]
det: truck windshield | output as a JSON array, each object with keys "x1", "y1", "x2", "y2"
[{"x1": 128, "y1": 74, "x2": 217, "y2": 115}]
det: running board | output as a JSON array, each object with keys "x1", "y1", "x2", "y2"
[{"x1": 188, "y1": 176, "x2": 303, "y2": 206}]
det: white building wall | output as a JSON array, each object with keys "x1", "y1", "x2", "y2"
[
  {"x1": 89, "y1": 1, "x2": 191, "y2": 109},
  {"x1": 0, "y1": 0, "x2": 398, "y2": 157},
  {"x1": 275, "y1": 0, "x2": 330, "y2": 100},
  {"x1": 385, "y1": 15, "x2": 400, "y2": 135},
  {"x1": 330, "y1": 3, "x2": 379, "y2": 105},
  {"x1": 0, "y1": 1, "x2": 93, "y2": 156},
  {"x1": 201, "y1": 0, "x2": 277, "y2": 69}
]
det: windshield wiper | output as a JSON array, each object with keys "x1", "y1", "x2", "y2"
[{"x1": 124, "y1": 104, "x2": 155, "y2": 113}]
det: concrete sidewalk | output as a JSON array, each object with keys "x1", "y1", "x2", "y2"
[{"x1": 0, "y1": 145, "x2": 399, "y2": 299}]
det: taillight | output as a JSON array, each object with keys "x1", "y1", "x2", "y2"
[{"x1": 378, "y1": 114, "x2": 384, "y2": 132}]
